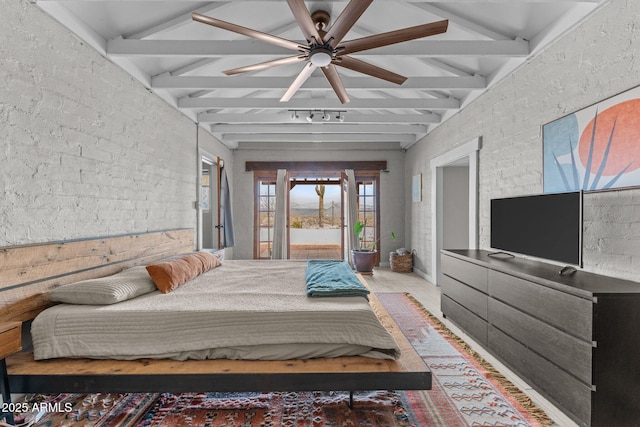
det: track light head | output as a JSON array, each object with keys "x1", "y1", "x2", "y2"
[{"x1": 294, "y1": 110, "x2": 343, "y2": 123}]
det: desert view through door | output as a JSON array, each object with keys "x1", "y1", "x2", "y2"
[
  {"x1": 252, "y1": 163, "x2": 382, "y2": 261},
  {"x1": 289, "y1": 175, "x2": 342, "y2": 260}
]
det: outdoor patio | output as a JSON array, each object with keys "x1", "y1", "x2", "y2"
[{"x1": 289, "y1": 244, "x2": 342, "y2": 260}]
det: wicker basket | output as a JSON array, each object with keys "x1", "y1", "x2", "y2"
[{"x1": 390, "y1": 250, "x2": 414, "y2": 273}]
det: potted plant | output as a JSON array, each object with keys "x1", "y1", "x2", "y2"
[{"x1": 351, "y1": 221, "x2": 396, "y2": 274}]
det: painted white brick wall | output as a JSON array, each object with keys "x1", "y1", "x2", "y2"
[
  {"x1": 0, "y1": 0, "x2": 210, "y2": 246},
  {"x1": 407, "y1": 0, "x2": 640, "y2": 281}
]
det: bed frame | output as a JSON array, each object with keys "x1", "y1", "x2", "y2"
[{"x1": 0, "y1": 229, "x2": 431, "y2": 399}]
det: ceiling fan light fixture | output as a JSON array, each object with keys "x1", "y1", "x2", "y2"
[
  {"x1": 192, "y1": 6, "x2": 448, "y2": 105},
  {"x1": 309, "y1": 48, "x2": 333, "y2": 67}
]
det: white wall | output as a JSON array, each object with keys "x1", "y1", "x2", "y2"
[
  {"x1": 406, "y1": 0, "x2": 640, "y2": 281},
  {"x1": 232, "y1": 145, "x2": 405, "y2": 261},
  {"x1": 1, "y1": 0, "x2": 232, "y2": 247}
]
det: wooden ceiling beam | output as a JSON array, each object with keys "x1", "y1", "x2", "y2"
[
  {"x1": 107, "y1": 39, "x2": 529, "y2": 57},
  {"x1": 182, "y1": 96, "x2": 459, "y2": 109},
  {"x1": 246, "y1": 161, "x2": 387, "y2": 172},
  {"x1": 198, "y1": 112, "x2": 441, "y2": 124},
  {"x1": 213, "y1": 123, "x2": 428, "y2": 134},
  {"x1": 154, "y1": 75, "x2": 486, "y2": 90}
]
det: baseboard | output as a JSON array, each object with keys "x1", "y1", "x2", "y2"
[{"x1": 412, "y1": 267, "x2": 435, "y2": 285}]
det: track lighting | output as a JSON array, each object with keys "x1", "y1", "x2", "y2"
[{"x1": 289, "y1": 110, "x2": 346, "y2": 123}]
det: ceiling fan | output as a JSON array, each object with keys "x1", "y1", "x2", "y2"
[{"x1": 192, "y1": 0, "x2": 448, "y2": 104}]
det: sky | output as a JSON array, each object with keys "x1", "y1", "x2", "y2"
[{"x1": 290, "y1": 184, "x2": 341, "y2": 208}]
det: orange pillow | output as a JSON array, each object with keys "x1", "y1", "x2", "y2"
[
  {"x1": 182, "y1": 253, "x2": 206, "y2": 276},
  {"x1": 192, "y1": 251, "x2": 221, "y2": 271},
  {"x1": 146, "y1": 258, "x2": 196, "y2": 294},
  {"x1": 146, "y1": 252, "x2": 221, "y2": 293}
]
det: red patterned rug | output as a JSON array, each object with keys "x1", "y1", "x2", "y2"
[
  {"x1": 380, "y1": 294, "x2": 552, "y2": 427},
  {"x1": 8, "y1": 293, "x2": 552, "y2": 427}
]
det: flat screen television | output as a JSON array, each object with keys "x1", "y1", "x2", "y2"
[{"x1": 490, "y1": 191, "x2": 583, "y2": 266}]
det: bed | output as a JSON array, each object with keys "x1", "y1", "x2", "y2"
[
  {"x1": 31, "y1": 260, "x2": 400, "y2": 361},
  {"x1": 1, "y1": 229, "x2": 431, "y2": 397}
]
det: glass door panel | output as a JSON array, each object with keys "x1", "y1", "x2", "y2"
[
  {"x1": 256, "y1": 177, "x2": 276, "y2": 259},
  {"x1": 357, "y1": 180, "x2": 377, "y2": 250}
]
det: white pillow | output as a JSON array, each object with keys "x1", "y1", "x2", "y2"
[{"x1": 50, "y1": 266, "x2": 157, "y2": 305}]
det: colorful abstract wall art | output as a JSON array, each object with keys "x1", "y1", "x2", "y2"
[{"x1": 543, "y1": 85, "x2": 640, "y2": 193}]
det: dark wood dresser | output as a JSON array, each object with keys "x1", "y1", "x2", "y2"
[{"x1": 440, "y1": 249, "x2": 640, "y2": 427}]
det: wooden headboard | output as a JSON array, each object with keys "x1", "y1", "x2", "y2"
[{"x1": 0, "y1": 229, "x2": 194, "y2": 322}]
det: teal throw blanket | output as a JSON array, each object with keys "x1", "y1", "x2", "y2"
[{"x1": 305, "y1": 260, "x2": 370, "y2": 298}]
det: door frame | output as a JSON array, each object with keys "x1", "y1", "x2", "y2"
[
  {"x1": 430, "y1": 137, "x2": 481, "y2": 284},
  {"x1": 250, "y1": 162, "x2": 385, "y2": 259},
  {"x1": 253, "y1": 171, "x2": 277, "y2": 259},
  {"x1": 197, "y1": 148, "x2": 219, "y2": 251}
]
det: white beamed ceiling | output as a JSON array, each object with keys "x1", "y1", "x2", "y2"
[{"x1": 36, "y1": 0, "x2": 605, "y2": 149}]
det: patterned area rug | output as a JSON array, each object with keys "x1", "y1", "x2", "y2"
[
  {"x1": 9, "y1": 293, "x2": 552, "y2": 427},
  {"x1": 379, "y1": 294, "x2": 552, "y2": 427}
]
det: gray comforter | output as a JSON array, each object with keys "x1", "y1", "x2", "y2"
[{"x1": 32, "y1": 260, "x2": 400, "y2": 361}]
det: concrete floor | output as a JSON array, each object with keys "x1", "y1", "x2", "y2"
[{"x1": 365, "y1": 267, "x2": 578, "y2": 427}]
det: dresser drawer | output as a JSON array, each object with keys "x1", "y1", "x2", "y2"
[
  {"x1": 441, "y1": 255, "x2": 487, "y2": 293},
  {"x1": 441, "y1": 274, "x2": 488, "y2": 320},
  {"x1": 442, "y1": 295, "x2": 487, "y2": 346},
  {"x1": 488, "y1": 325, "x2": 591, "y2": 425},
  {"x1": 488, "y1": 298, "x2": 593, "y2": 385},
  {"x1": 489, "y1": 270, "x2": 593, "y2": 341}
]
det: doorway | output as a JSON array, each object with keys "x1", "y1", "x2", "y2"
[
  {"x1": 250, "y1": 161, "x2": 385, "y2": 260},
  {"x1": 198, "y1": 151, "x2": 220, "y2": 251},
  {"x1": 289, "y1": 177, "x2": 342, "y2": 260},
  {"x1": 431, "y1": 137, "x2": 481, "y2": 284}
]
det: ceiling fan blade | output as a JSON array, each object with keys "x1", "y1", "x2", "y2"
[
  {"x1": 192, "y1": 12, "x2": 302, "y2": 51},
  {"x1": 321, "y1": 64, "x2": 350, "y2": 104},
  {"x1": 324, "y1": 0, "x2": 373, "y2": 48},
  {"x1": 224, "y1": 56, "x2": 305, "y2": 76},
  {"x1": 286, "y1": 0, "x2": 323, "y2": 43},
  {"x1": 339, "y1": 19, "x2": 449, "y2": 55},
  {"x1": 335, "y1": 56, "x2": 407, "y2": 85},
  {"x1": 280, "y1": 63, "x2": 318, "y2": 102}
]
